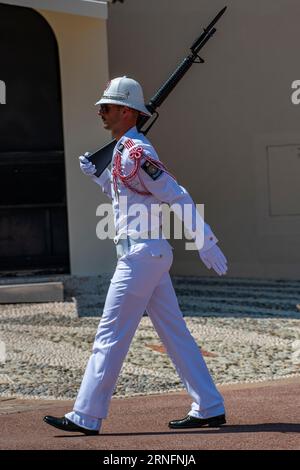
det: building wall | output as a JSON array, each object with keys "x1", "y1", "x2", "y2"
[
  {"x1": 0, "y1": 0, "x2": 108, "y2": 18},
  {"x1": 38, "y1": 9, "x2": 116, "y2": 275},
  {"x1": 107, "y1": 0, "x2": 300, "y2": 279}
]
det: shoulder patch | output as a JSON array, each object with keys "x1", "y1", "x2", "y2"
[
  {"x1": 124, "y1": 139, "x2": 135, "y2": 150},
  {"x1": 141, "y1": 160, "x2": 163, "y2": 180}
]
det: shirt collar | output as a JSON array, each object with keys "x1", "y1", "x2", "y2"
[
  {"x1": 123, "y1": 126, "x2": 139, "y2": 140},
  {"x1": 115, "y1": 126, "x2": 138, "y2": 149}
]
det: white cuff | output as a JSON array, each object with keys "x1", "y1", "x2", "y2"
[
  {"x1": 200, "y1": 224, "x2": 218, "y2": 252},
  {"x1": 65, "y1": 411, "x2": 102, "y2": 431}
]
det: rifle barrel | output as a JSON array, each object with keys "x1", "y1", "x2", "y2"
[
  {"x1": 191, "y1": 6, "x2": 227, "y2": 53},
  {"x1": 148, "y1": 6, "x2": 227, "y2": 112}
]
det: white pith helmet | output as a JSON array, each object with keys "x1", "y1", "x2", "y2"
[{"x1": 95, "y1": 76, "x2": 151, "y2": 116}]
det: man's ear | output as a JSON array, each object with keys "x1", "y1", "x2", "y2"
[{"x1": 128, "y1": 108, "x2": 139, "y2": 120}]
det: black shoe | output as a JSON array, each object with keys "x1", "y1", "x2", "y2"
[
  {"x1": 169, "y1": 413, "x2": 226, "y2": 429},
  {"x1": 43, "y1": 416, "x2": 99, "y2": 435}
]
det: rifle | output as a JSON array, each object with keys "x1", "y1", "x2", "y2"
[{"x1": 88, "y1": 6, "x2": 227, "y2": 177}]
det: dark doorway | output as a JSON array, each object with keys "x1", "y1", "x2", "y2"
[{"x1": 0, "y1": 3, "x2": 70, "y2": 275}]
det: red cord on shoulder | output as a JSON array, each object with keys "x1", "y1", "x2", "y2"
[{"x1": 112, "y1": 146, "x2": 176, "y2": 195}]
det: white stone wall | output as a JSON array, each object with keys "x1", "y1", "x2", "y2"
[{"x1": 38, "y1": 9, "x2": 115, "y2": 275}]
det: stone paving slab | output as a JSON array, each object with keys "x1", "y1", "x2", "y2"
[{"x1": 0, "y1": 282, "x2": 64, "y2": 304}]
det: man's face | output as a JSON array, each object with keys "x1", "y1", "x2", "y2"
[{"x1": 97, "y1": 104, "x2": 124, "y2": 131}]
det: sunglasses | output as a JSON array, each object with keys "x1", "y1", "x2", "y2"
[
  {"x1": 99, "y1": 104, "x2": 126, "y2": 114},
  {"x1": 99, "y1": 104, "x2": 112, "y2": 114}
]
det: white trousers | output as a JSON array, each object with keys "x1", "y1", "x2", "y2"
[{"x1": 73, "y1": 239, "x2": 224, "y2": 421}]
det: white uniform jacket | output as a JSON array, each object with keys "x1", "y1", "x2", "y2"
[{"x1": 92, "y1": 126, "x2": 217, "y2": 254}]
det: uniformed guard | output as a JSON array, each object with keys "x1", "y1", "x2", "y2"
[{"x1": 44, "y1": 77, "x2": 227, "y2": 435}]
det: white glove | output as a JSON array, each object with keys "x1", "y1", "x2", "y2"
[
  {"x1": 79, "y1": 152, "x2": 97, "y2": 176},
  {"x1": 200, "y1": 244, "x2": 228, "y2": 276}
]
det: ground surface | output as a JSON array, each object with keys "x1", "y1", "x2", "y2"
[{"x1": 0, "y1": 378, "x2": 299, "y2": 450}]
